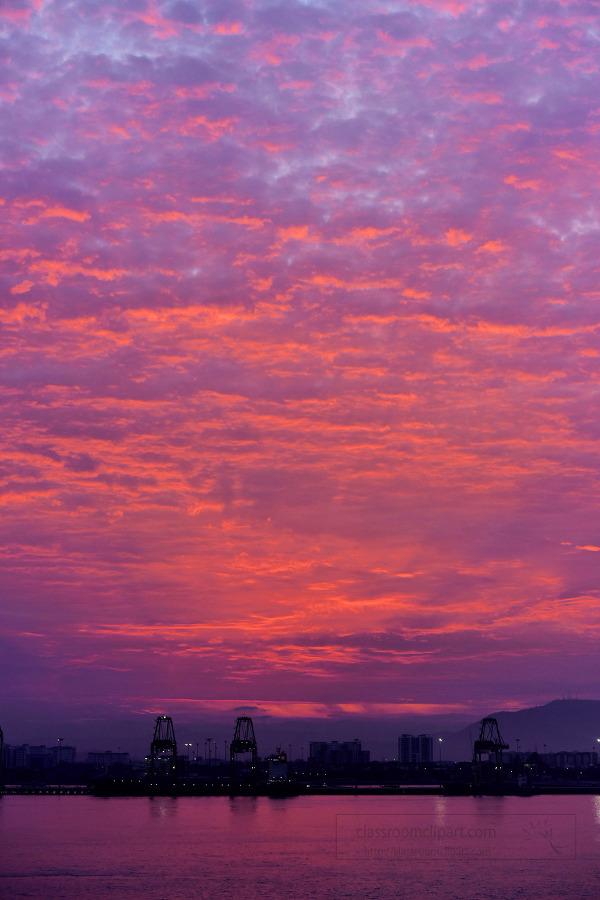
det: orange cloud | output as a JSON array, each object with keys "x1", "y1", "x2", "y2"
[
  {"x1": 10, "y1": 280, "x2": 35, "y2": 295},
  {"x1": 29, "y1": 259, "x2": 126, "y2": 284},
  {"x1": 504, "y1": 174, "x2": 542, "y2": 190},
  {"x1": 333, "y1": 226, "x2": 399, "y2": 246},
  {"x1": 109, "y1": 125, "x2": 131, "y2": 139},
  {"x1": 445, "y1": 228, "x2": 472, "y2": 246},
  {"x1": 41, "y1": 206, "x2": 90, "y2": 222},
  {"x1": 476, "y1": 240, "x2": 509, "y2": 253},
  {"x1": 0, "y1": 301, "x2": 45, "y2": 323},
  {"x1": 178, "y1": 115, "x2": 239, "y2": 139},
  {"x1": 278, "y1": 225, "x2": 316, "y2": 242},
  {"x1": 214, "y1": 22, "x2": 243, "y2": 35}
]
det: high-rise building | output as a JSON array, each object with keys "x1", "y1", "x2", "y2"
[
  {"x1": 309, "y1": 739, "x2": 370, "y2": 769},
  {"x1": 398, "y1": 733, "x2": 433, "y2": 765},
  {"x1": 2, "y1": 744, "x2": 77, "y2": 769},
  {"x1": 418, "y1": 734, "x2": 433, "y2": 763},
  {"x1": 399, "y1": 734, "x2": 413, "y2": 764},
  {"x1": 51, "y1": 744, "x2": 76, "y2": 765}
]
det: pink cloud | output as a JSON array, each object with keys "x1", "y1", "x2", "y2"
[{"x1": 1, "y1": 0, "x2": 600, "y2": 744}]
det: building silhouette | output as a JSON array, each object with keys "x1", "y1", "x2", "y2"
[
  {"x1": 2, "y1": 744, "x2": 76, "y2": 769},
  {"x1": 398, "y1": 734, "x2": 433, "y2": 765},
  {"x1": 309, "y1": 740, "x2": 369, "y2": 769}
]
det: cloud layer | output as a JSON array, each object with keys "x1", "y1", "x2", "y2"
[{"x1": 2, "y1": 0, "x2": 600, "y2": 737}]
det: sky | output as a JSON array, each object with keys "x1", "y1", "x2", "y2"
[{"x1": 2, "y1": 0, "x2": 600, "y2": 754}]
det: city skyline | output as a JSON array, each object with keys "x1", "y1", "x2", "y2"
[
  {"x1": 2, "y1": 1, "x2": 600, "y2": 745},
  {"x1": 2, "y1": 697, "x2": 599, "y2": 764}
]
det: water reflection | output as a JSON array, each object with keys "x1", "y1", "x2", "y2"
[
  {"x1": 228, "y1": 796, "x2": 259, "y2": 819},
  {"x1": 0, "y1": 795, "x2": 599, "y2": 899},
  {"x1": 148, "y1": 796, "x2": 179, "y2": 818},
  {"x1": 433, "y1": 796, "x2": 447, "y2": 824}
]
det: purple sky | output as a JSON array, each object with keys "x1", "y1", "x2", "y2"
[{"x1": 2, "y1": 0, "x2": 600, "y2": 752}]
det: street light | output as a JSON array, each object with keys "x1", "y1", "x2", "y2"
[
  {"x1": 57, "y1": 737, "x2": 64, "y2": 790},
  {"x1": 438, "y1": 738, "x2": 442, "y2": 765}
]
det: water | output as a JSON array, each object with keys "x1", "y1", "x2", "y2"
[{"x1": 1, "y1": 794, "x2": 600, "y2": 899}]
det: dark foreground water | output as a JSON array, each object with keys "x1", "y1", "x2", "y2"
[{"x1": 1, "y1": 793, "x2": 600, "y2": 899}]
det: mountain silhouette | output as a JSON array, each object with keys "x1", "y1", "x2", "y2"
[{"x1": 436, "y1": 699, "x2": 600, "y2": 762}]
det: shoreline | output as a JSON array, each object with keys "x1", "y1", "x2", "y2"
[{"x1": 3, "y1": 783, "x2": 600, "y2": 797}]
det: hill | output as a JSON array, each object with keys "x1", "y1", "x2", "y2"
[{"x1": 436, "y1": 699, "x2": 600, "y2": 762}]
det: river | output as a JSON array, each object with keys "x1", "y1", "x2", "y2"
[{"x1": 1, "y1": 793, "x2": 599, "y2": 898}]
